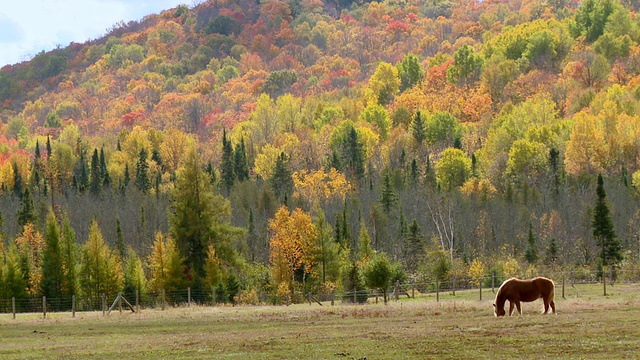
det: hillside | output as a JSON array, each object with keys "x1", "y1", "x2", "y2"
[{"x1": 0, "y1": 0, "x2": 640, "y2": 303}]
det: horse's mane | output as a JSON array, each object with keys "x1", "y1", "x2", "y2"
[{"x1": 496, "y1": 278, "x2": 517, "y2": 296}]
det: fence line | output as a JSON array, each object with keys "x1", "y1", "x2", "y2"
[{"x1": 0, "y1": 271, "x2": 635, "y2": 317}]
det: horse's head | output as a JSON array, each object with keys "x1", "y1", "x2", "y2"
[{"x1": 493, "y1": 303, "x2": 506, "y2": 317}]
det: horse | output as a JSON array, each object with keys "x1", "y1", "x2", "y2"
[{"x1": 493, "y1": 277, "x2": 556, "y2": 317}]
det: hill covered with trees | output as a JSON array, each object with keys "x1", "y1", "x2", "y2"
[{"x1": 1, "y1": 0, "x2": 640, "y2": 303}]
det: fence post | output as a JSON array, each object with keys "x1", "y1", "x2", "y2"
[
  {"x1": 72, "y1": 295, "x2": 76, "y2": 318},
  {"x1": 412, "y1": 283, "x2": 415, "y2": 299},
  {"x1": 492, "y1": 274, "x2": 495, "y2": 293},
  {"x1": 188, "y1": 287, "x2": 191, "y2": 307},
  {"x1": 102, "y1": 293, "x2": 106, "y2": 315},
  {"x1": 212, "y1": 287, "x2": 216, "y2": 307},
  {"x1": 43, "y1": 296, "x2": 47, "y2": 319},
  {"x1": 118, "y1": 292, "x2": 123, "y2": 314},
  {"x1": 562, "y1": 276, "x2": 565, "y2": 299},
  {"x1": 603, "y1": 267, "x2": 607, "y2": 296},
  {"x1": 436, "y1": 280, "x2": 439, "y2": 302},
  {"x1": 452, "y1": 276, "x2": 456, "y2": 296},
  {"x1": 479, "y1": 278, "x2": 483, "y2": 301},
  {"x1": 12, "y1": 297, "x2": 15, "y2": 319},
  {"x1": 308, "y1": 292, "x2": 312, "y2": 306},
  {"x1": 162, "y1": 289, "x2": 166, "y2": 310},
  {"x1": 331, "y1": 291, "x2": 335, "y2": 306},
  {"x1": 286, "y1": 293, "x2": 290, "y2": 306},
  {"x1": 136, "y1": 290, "x2": 139, "y2": 313},
  {"x1": 375, "y1": 292, "x2": 378, "y2": 304},
  {"x1": 353, "y1": 286, "x2": 357, "y2": 304},
  {"x1": 395, "y1": 280, "x2": 400, "y2": 302}
]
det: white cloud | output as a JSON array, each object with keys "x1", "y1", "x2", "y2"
[{"x1": 0, "y1": 0, "x2": 188, "y2": 67}]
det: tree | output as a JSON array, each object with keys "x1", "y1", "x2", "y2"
[
  {"x1": 269, "y1": 206, "x2": 316, "y2": 294},
  {"x1": 148, "y1": 232, "x2": 185, "y2": 293},
  {"x1": 362, "y1": 252, "x2": 393, "y2": 304},
  {"x1": 135, "y1": 147, "x2": 151, "y2": 193},
  {"x1": 170, "y1": 149, "x2": 242, "y2": 285},
  {"x1": 2, "y1": 243, "x2": 27, "y2": 299},
  {"x1": 369, "y1": 62, "x2": 400, "y2": 105},
  {"x1": 15, "y1": 223, "x2": 44, "y2": 296},
  {"x1": 90, "y1": 148, "x2": 102, "y2": 195},
  {"x1": 123, "y1": 247, "x2": 147, "y2": 297},
  {"x1": 61, "y1": 215, "x2": 78, "y2": 298},
  {"x1": 311, "y1": 210, "x2": 341, "y2": 285},
  {"x1": 100, "y1": 147, "x2": 111, "y2": 188},
  {"x1": 115, "y1": 218, "x2": 126, "y2": 260},
  {"x1": 380, "y1": 171, "x2": 398, "y2": 214},
  {"x1": 17, "y1": 187, "x2": 36, "y2": 230},
  {"x1": 80, "y1": 220, "x2": 123, "y2": 301},
  {"x1": 221, "y1": 129, "x2": 235, "y2": 193},
  {"x1": 424, "y1": 112, "x2": 462, "y2": 150},
  {"x1": 397, "y1": 54, "x2": 424, "y2": 92},
  {"x1": 234, "y1": 138, "x2": 249, "y2": 182},
  {"x1": 435, "y1": 148, "x2": 472, "y2": 190},
  {"x1": 41, "y1": 212, "x2": 64, "y2": 304},
  {"x1": 359, "y1": 104, "x2": 391, "y2": 140},
  {"x1": 525, "y1": 222, "x2": 538, "y2": 264},
  {"x1": 592, "y1": 174, "x2": 622, "y2": 267},
  {"x1": 446, "y1": 44, "x2": 483, "y2": 84},
  {"x1": 410, "y1": 111, "x2": 426, "y2": 147},
  {"x1": 570, "y1": 0, "x2": 618, "y2": 42},
  {"x1": 271, "y1": 152, "x2": 293, "y2": 202},
  {"x1": 13, "y1": 162, "x2": 22, "y2": 197}
]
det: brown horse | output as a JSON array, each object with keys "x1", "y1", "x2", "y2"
[{"x1": 493, "y1": 277, "x2": 556, "y2": 316}]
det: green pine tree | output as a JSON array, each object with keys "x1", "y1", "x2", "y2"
[
  {"x1": 41, "y1": 211, "x2": 64, "y2": 307},
  {"x1": 234, "y1": 137, "x2": 249, "y2": 182},
  {"x1": 410, "y1": 111, "x2": 426, "y2": 146},
  {"x1": 271, "y1": 152, "x2": 293, "y2": 202},
  {"x1": 592, "y1": 174, "x2": 622, "y2": 267},
  {"x1": 61, "y1": 215, "x2": 78, "y2": 298},
  {"x1": 79, "y1": 220, "x2": 123, "y2": 301},
  {"x1": 221, "y1": 129, "x2": 235, "y2": 193},
  {"x1": 100, "y1": 147, "x2": 111, "y2": 188},
  {"x1": 17, "y1": 187, "x2": 36, "y2": 230},
  {"x1": 115, "y1": 218, "x2": 126, "y2": 261},
  {"x1": 135, "y1": 148, "x2": 151, "y2": 193},
  {"x1": 380, "y1": 170, "x2": 398, "y2": 214},
  {"x1": 13, "y1": 162, "x2": 22, "y2": 197},
  {"x1": 90, "y1": 148, "x2": 102, "y2": 195},
  {"x1": 525, "y1": 222, "x2": 538, "y2": 264}
]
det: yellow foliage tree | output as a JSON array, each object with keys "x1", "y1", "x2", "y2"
[
  {"x1": 15, "y1": 223, "x2": 44, "y2": 296},
  {"x1": 269, "y1": 206, "x2": 316, "y2": 294},
  {"x1": 292, "y1": 168, "x2": 351, "y2": 208},
  {"x1": 468, "y1": 258, "x2": 486, "y2": 287}
]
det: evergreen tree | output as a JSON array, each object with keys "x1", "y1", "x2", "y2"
[
  {"x1": 234, "y1": 137, "x2": 249, "y2": 182},
  {"x1": 357, "y1": 220, "x2": 374, "y2": 261},
  {"x1": 61, "y1": 215, "x2": 77, "y2": 298},
  {"x1": 115, "y1": 218, "x2": 126, "y2": 260},
  {"x1": 2, "y1": 243, "x2": 27, "y2": 299},
  {"x1": 90, "y1": 148, "x2": 102, "y2": 195},
  {"x1": 380, "y1": 170, "x2": 398, "y2": 214},
  {"x1": 75, "y1": 151, "x2": 89, "y2": 193},
  {"x1": 46, "y1": 135, "x2": 52, "y2": 158},
  {"x1": 592, "y1": 174, "x2": 622, "y2": 267},
  {"x1": 330, "y1": 149, "x2": 343, "y2": 172},
  {"x1": 41, "y1": 212, "x2": 64, "y2": 305},
  {"x1": 525, "y1": 222, "x2": 538, "y2": 264},
  {"x1": 410, "y1": 159, "x2": 419, "y2": 183},
  {"x1": 221, "y1": 129, "x2": 235, "y2": 193},
  {"x1": 151, "y1": 148, "x2": 163, "y2": 170},
  {"x1": 17, "y1": 187, "x2": 36, "y2": 230},
  {"x1": 334, "y1": 215, "x2": 343, "y2": 246},
  {"x1": 545, "y1": 237, "x2": 558, "y2": 265},
  {"x1": 135, "y1": 147, "x2": 151, "y2": 193},
  {"x1": 312, "y1": 210, "x2": 341, "y2": 284},
  {"x1": 35, "y1": 140, "x2": 41, "y2": 159},
  {"x1": 100, "y1": 147, "x2": 111, "y2": 188},
  {"x1": 123, "y1": 164, "x2": 130, "y2": 188},
  {"x1": 346, "y1": 127, "x2": 365, "y2": 181},
  {"x1": 271, "y1": 152, "x2": 293, "y2": 202},
  {"x1": 148, "y1": 231, "x2": 186, "y2": 293},
  {"x1": 13, "y1": 162, "x2": 22, "y2": 197},
  {"x1": 410, "y1": 111, "x2": 426, "y2": 146},
  {"x1": 170, "y1": 149, "x2": 242, "y2": 284}
]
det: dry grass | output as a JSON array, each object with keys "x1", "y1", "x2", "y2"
[{"x1": 1, "y1": 283, "x2": 640, "y2": 359}]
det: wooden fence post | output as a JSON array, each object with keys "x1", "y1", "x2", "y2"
[
  {"x1": 562, "y1": 276, "x2": 565, "y2": 299},
  {"x1": 353, "y1": 286, "x2": 356, "y2": 304},
  {"x1": 395, "y1": 280, "x2": 400, "y2": 302},
  {"x1": 136, "y1": 290, "x2": 140, "y2": 313},
  {"x1": 331, "y1": 291, "x2": 335, "y2": 306},
  {"x1": 43, "y1": 296, "x2": 47, "y2": 319},
  {"x1": 492, "y1": 274, "x2": 495, "y2": 293},
  {"x1": 102, "y1": 293, "x2": 106, "y2": 315},
  {"x1": 479, "y1": 278, "x2": 483, "y2": 301},
  {"x1": 72, "y1": 295, "x2": 76, "y2": 318},
  {"x1": 286, "y1": 293, "x2": 290, "y2": 306},
  {"x1": 436, "y1": 280, "x2": 439, "y2": 302},
  {"x1": 12, "y1": 297, "x2": 15, "y2": 319},
  {"x1": 412, "y1": 283, "x2": 415, "y2": 299},
  {"x1": 212, "y1": 287, "x2": 216, "y2": 307},
  {"x1": 188, "y1": 287, "x2": 191, "y2": 307},
  {"x1": 118, "y1": 292, "x2": 123, "y2": 314},
  {"x1": 308, "y1": 292, "x2": 312, "y2": 306},
  {"x1": 452, "y1": 276, "x2": 456, "y2": 296},
  {"x1": 162, "y1": 289, "x2": 166, "y2": 310},
  {"x1": 603, "y1": 267, "x2": 607, "y2": 296}
]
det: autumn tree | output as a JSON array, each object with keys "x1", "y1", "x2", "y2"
[
  {"x1": 80, "y1": 220, "x2": 123, "y2": 301},
  {"x1": 310, "y1": 210, "x2": 341, "y2": 286},
  {"x1": 148, "y1": 232, "x2": 185, "y2": 293},
  {"x1": 397, "y1": 54, "x2": 424, "y2": 92},
  {"x1": 135, "y1": 147, "x2": 151, "y2": 193},
  {"x1": 435, "y1": 148, "x2": 472, "y2": 190},
  {"x1": 369, "y1": 62, "x2": 400, "y2": 105},
  {"x1": 123, "y1": 246, "x2": 148, "y2": 297},
  {"x1": 269, "y1": 206, "x2": 316, "y2": 295},
  {"x1": 271, "y1": 152, "x2": 294, "y2": 202},
  {"x1": 221, "y1": 129, "x2": 235, "y2": 193},
  {"x1": 61, "y1": 215, "x2": 77, "y2": 298},
  {"x1": 15, "y1": 223, "x2": 44, "y2": 296}
]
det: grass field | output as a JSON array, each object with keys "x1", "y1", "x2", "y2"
[{"x1": 1, "y1": 283, "x2": 640, "y2": 359}]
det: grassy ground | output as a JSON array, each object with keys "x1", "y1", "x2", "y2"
[{"x1": 1, "y1": 283, "x2": 640, "y2": 359}]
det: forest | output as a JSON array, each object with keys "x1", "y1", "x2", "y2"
[{"x1": 0, "y1": 0, "x2": 640, "y2": 304}]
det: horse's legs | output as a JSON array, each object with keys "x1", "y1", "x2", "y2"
[
  {"x1": 515, "y1": 301, "x2": 522, "y2": 315},
  {"x1": 543, "y1": 298, "x2": 549, "y2": 314},
  {"x1": 508, "y1": 301, "x2": 515, "y2": 316},
  {"x1": 550, "y1": 300, "x2": 556, "y2": 314}
]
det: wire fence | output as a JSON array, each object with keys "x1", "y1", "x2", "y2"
[{"x1": 0, "y1": 270, "x2": 637, "y2": 318}]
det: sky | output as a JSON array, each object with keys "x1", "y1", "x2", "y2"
[{"x1": 0, "y1": 0, "x2": 192, "y2": 68}]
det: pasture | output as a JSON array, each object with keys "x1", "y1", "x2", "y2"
[{"x1": 1, "y1": 283, "x2": 640, "y2": 359}]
